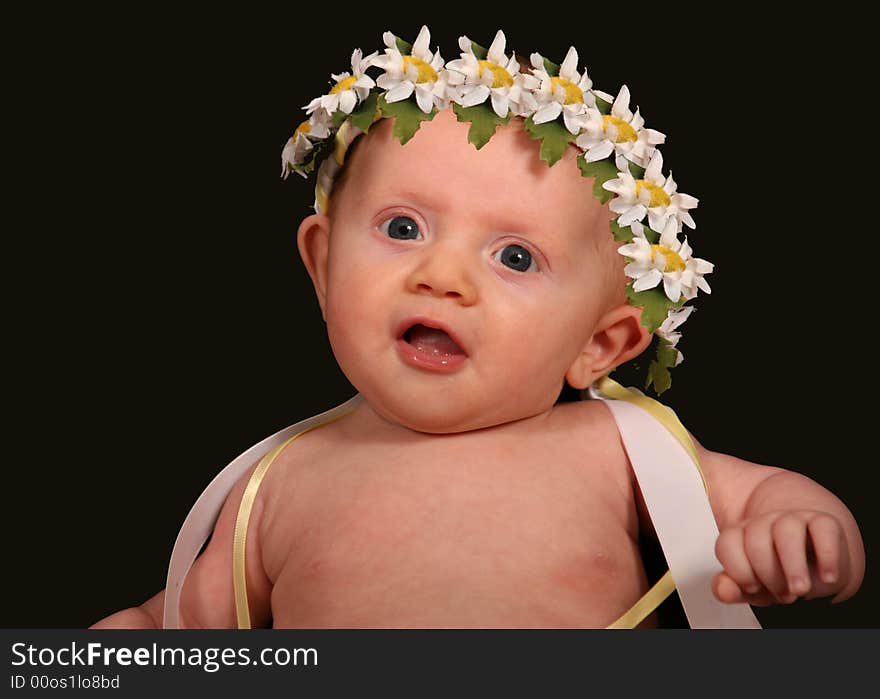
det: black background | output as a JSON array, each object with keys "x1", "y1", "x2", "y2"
[{"x1": 6, "y1": 7, "x2": 876, "y2": 628}]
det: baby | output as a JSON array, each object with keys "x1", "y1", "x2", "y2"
[{"x1": 92, "y1": 28, "x2": 864, "y2": 629}]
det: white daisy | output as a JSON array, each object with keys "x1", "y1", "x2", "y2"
[
  {"x1": 602, "y1": 168, "x2": 646, "y2": 227},
  {"x1": 602, "y1": 151, "x2": 699, "y2": 233},
  {"x1": 529, "y1": 47, "x2": 595, "y2": 134},
  {"x1": 656, "y1": 305, "x2": 695, "y2": 366},
  {"x1": 592, "y1": 88, "x2": 615, "y2": 105},
  {"x1": 575, "y1": 85, "x2": 666, "y2": 170},
  {"x1": 445, "y1": 30, "x2": 537, "y2": 118},
  {"x1": 617, "y1": 220, "x2": 713, "y2": 303},
  {"x1": 428, "y1": 63, "x2": 454, "y2": 112},
  {"x1": 280, "y1": 111, "x2": 331, "y2": 178},
  {"x1": 372, "y1": 26, "x2": 447, "y2": 114},
  {"x1": 306, "y1": 48, "x2": 377, "y2": 116}
]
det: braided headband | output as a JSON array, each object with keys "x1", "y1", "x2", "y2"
[{"x1": 281, "y1": 27, "x2": 713, "y2": 394}]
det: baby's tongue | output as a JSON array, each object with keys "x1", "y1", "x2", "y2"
[{"x1": 407, "y1": 325, "x2": 464, "y2": 356}]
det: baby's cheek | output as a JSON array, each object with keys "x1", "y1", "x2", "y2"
[
  {"x1": 490, "y1": 316, "x2": 571, "y2": 396},
  {"x1": 324, "y1": 269, "x2": 395, "y2": 364}
]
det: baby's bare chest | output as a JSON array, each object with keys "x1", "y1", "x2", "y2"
[{"x1": 259, "y1": 412, "x2": 650, "y2": 627}]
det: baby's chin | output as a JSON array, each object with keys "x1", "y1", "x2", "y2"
[{"x1": 357, "y1": 388, "x2": 553, "y2": 436}]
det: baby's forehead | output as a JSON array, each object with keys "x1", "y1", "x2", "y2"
[{"x1": 344, "y1": 108, "x2": 610, "y2": 242}]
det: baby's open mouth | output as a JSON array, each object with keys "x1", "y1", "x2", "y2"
[{"x1": 402, "y1": 323, "x2": 466, "y2": 357}]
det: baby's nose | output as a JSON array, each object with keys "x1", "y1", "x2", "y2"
[{"x1": 405, "y1": 249, "x2": 477, "y2": 305}]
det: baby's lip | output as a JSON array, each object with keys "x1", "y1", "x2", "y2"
[{"x1": 395, "y1": 316, "x2": 469, "y2": 357}]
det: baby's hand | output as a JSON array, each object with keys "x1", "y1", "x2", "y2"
[{"x1": 712, "y1": 510, "x2": 852, "y2": 606}]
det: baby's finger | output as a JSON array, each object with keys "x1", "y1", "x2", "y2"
[
  {"x1": 715, "y1": 527, "x2": 761, "y2": 594},
  {"x1": 712, "y1": 571, "x2": 746, "y2": 603},
  {"x1": 743, "y1": 520, "x2": 788, "y2": 601},
  {"x1": 771, "y1": 514, "x2": 811, "y2": 598},
  {"x1": 807, "y1": 514, "x2": 844, "y2": 586},
  {"x1": 712, "y1": 572, "x2": 777, "y2": 607}
]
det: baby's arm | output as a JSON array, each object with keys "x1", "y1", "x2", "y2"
[
  {"x1": 90, "y1": 463, "x2": 273, "y2": 629},
  {"x1": 89, "y1": 590, "x2": 166, "y2": 629},
  {"x1": 693, "y1": 441, "x2": 865, "y2": 607}
]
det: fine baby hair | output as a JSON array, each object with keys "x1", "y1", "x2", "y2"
[{"x1": 281, "y1": 25, "x2": 713, "y2": 394}]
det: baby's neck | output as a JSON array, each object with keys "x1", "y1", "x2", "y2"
[{"x1": 337, "y1": 395, "x2": 555, "y2": 443}]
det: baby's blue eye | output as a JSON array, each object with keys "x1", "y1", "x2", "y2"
[
  {"x1": 496, "y1": 244, "x2": 534, "y2": 272},
  {"x1": 384, "y1": 216, "x2": 420, "y2": 240}
]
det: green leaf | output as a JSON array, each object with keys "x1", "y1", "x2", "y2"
[
  {"x1": 394, "y1": 36, "x2": 412, "y2": 54},
  {"x1": 470, "y1": 41, "x2": 488, "y2": 60},
  {"x1": 595, "y1": 95, "x2": 611, "y2": 115},
  {"x1": 646, "y1": 360, "x2": 671, "y2": 395},
  {"x1": 576, "y1": 155, "x2": 618, "y2": 204},
  {"x1": 641, "y1": 225, "x2": 661, "y2": 244},
  {"x1": 523, "y1": 116, "x2": 574, "y2": 167},
  {"x1": 645, "y1": 337, "x2": 679, "y2": 395},
  {"x1": 377, "y1": 95, "x2": 436, "y2": 145},
  {"x1": 626, "y1": 284, "x2": 674, "y2": 334},
  {"x1": 453, "y1": 102, "x2": 511, "y2": 150},
  {"x1": 298, "y1": 135, "x2": 335, "y2": 177},
  {"x1": 349, "y1": 91, "x2": 380, "y2": 133},
  {"x1": 331, "y1": 110, "x2": 348, "y2": 128},
  {"x1": 656, "y1": 336, "x2": 680, "y2": 367},
  {"x1": 542, "y1": 57, "x2": 560, "y2": 76},
  {"x1": 609, "y1": 220, "x2": 634, "y2": 243},
  {"x1": 627, "y1": 161, "x2": 645, "y2": 180}
]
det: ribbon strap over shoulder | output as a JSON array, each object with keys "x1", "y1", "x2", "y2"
[
  {"x1": 162, "y1": 394, "x2": 364, "y2": 629},
  {"x1": 591, "y1": 377, "x2": 762, "y2": 629}
]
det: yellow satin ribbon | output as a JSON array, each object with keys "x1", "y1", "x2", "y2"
[
  {"x1": 315, "y1": 182, "x2": 329, "y2": 215},
  {"x1": 314, "y1": 114, "x2": 382, "y2": 214},
  {"x1": 232, "y1": 410, "x2": 355, "y2": 629},
  {"x1": 334, "y1": 120, "x2": 353, "y2": 166},
  {"x1": 314, "y1": 120, "x2": 357, "y2": 214},
  {"x1": 606, "y1": 571, "x2": 676, "y2": 629},
  {"x1": 233, "y1": 379, "x2": 706, "y2": 629}
]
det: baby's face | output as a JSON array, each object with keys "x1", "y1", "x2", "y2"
[{"x1": 301, "y1": 108, "x2": 635, "y2": 434}]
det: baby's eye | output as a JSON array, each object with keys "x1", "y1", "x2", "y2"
[
  {"x1": 495, "y1": 244, "x2": 535, "y2": 273},
  {"x1": 380, "y1": 216, "x2": 421, "y2": 240}
]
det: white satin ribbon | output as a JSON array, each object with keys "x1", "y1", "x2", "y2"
[
  {"x1": 162, "y1": 394, "x2": 363, "y2": 628},
  {"x1": 590, "y1": 386, "x2": 761, "y2": 628}
]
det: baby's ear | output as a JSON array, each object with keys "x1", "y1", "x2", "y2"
[
  {"x1": 297, "y1": 213, "x2": 331, "y2": 321},
  {"x1": 565, "y1": 305, "x2": 652, "y2": 389}
]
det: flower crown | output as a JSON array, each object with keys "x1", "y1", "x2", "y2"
[{"x1": 281, "y1": 26, "x2": 713, "y2": 394}]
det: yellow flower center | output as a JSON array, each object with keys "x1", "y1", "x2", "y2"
[
  {"x1": 329, "y1": 75, "x2": 358, "y2": 94},
  {"x1": 295, "y1": 121, "x2": 311, "y2": 136},
  {"x1": 635, "y1": 180, "x2": 671, "y2": 208},
  {"x1": 550, "y1": 76, "x2": 584, "y2": 105},
  {"x1": 650, "y1": 245, "x2": 686, "y2": 272},
  {"x1": 603, "y1": 115, "x2": 638, "y2": 143},
  {"x1": 478, "y1": 60, "x2": 514, "y2": 88},
  {"x1": 402, "y1": 55, "x2": 438, "y2": 83}
]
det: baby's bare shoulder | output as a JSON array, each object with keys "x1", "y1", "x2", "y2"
[
  {"x1": 550, "y1": 398, "x2": 640, "y2": 529},
  {"x1": 551, "y1": 398, "x2": 627, "y2": 452}
]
